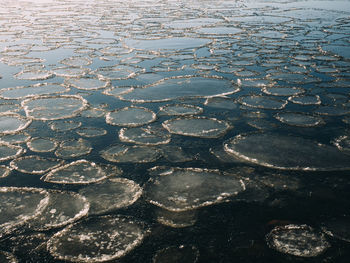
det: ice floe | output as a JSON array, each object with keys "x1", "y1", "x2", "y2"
[
  {"x1": 163, "y1": 117, "x2": 230, "y2": 138},
  {"x1": 22, "y1": 95, "x2": 88, "y2": 121},
  {"x1": 106, "y1": 106, "x2": 156, "y2": 127},
  {"x1": 41, "y1": 160, "x2": 115, "y2": 185},
  {"x1": 119, "y1": 126, "x2": 171, "y2": 145},
  {"x1": 10, "y1": 156, "x2": 64, "y2": 175},
  {"x1": 145, "y1": 167, "x2": 245, "y2": 211},
  {"x1": 266, "y1": 224, "x2": 330, "y2": 257},
  {"x1": 79, "y1": 177, "x2": 142, "y2": 215},
  {"x1": 224, "y1": 133, "x2": 350, "y2": 171},
  {"x1": 47, "y1": 215, "x2": 148, "y2": 262}
]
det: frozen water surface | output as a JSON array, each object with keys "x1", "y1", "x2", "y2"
[
  {"x1": 0, "y1": 165, "x2": 11, "y2": 178},
  {"x1": 0, "y1": 103, "x2": 20, "y2": 114},
  {"x1": 153, "y1": 245, "x2": 199, "y2": 263},
  {"x1": 159, "y1": 145, "x2": 194, "y2": 163},
  {"x1": 333, "y1": 135, "x2": 350, "y2": 154},
  {"x1": 262, "y1": 87, "x2": 305, "y2": 97},
  {"x1": 196, "y1": 27, "x2": 243, "y2": 35},
  {"x1": 22, "y1": 95, "x2": 88, "y2": 121},
  {"x1": 80, "y1": 108, "x2": 106, "y2": 118},
  {"x1": 0, "y1": 83, "x2": 69, "y2": 100},
  {"x1": 314, "y1": 105, "x2": 350, "y2": 116},
  {"x1": 0, "y1": 114, "x2": 31, "y2": 135},
  {"x1": 1, "y1": 132, "x2": 30, "y2": 145},
  {"x1": 163, "y1": 117, "x2": 230, "y2": 138},
  {"x1": 159, "y1": 104, "x2": 203, "y2": 116},
  {"x1": 47, "y1": 215, "x2": 148, "y2": 262},
  {"x1": 0, "y1": 143, "x2": 25, "y2": 162},
  {"x1": 106, "y1": 106, "x2": 156, "y2": 127},
  {"x1": 266, "y1": 224, "x2": 330, "y2": 257},
  {"x1": 119, "y1": 126, "x2": 171, "y2": 145},
  {"x1": 52, "y1": 67, "x2": 89, "y2": 78},
  {"x1": 50, "y1": 120, "x2": 82, "y2": 132},
  {"x1": 0, "y1": 187, "x2": 49, "y2": 237},
  {"x1": 101, "y1": 145, "x2": 161, "y2": 163},
  {"x1": 145, "y1": 167, "x2": 245, "y2": 211},
  {"x1": 0, "y1": 251, "x2": 18, "y2": 263},
  {"x1": 79, "y1": 177, "x2": 142, "y2": 215},
  {"x1": 124, "y1": 37, "x2": 210, "y2": 52},
  {"x1": 322, "y1": 217, "x2": 350, "y2": 243},
  {"x1": 10, "y1": 156, "x2": 64, "y2": 175},
  {"x1": 1, "y1": 0, "x2": 350, "y2": 261},
  {"x1": 274, "y1": 112, "x2": 324, "y2": 127},
  {"x1": 237, "y1": 95, "x2": 288, "y2": 110},
  {"x1": 29, "y1": 190, "x2": 89, "y2": 231},
  {"x1": 120, "y1": 76, "x2": 239, "y2": 103},
  {"x1": 60, "y1": 56, "x2": 92, "y2": 67},
  {"x1": 27, "y1": 137, "x2": 58, "y2": 152},
  {"x1": 55, "y1": 138, "x2": 92, "y2": 159},
  {"x1": 76, "y1": 127, "x2": 107, "y2": 138},
  {"x1": 204, "y1": 97, "x2": 238, "y2": 110},
  {"x1": 13, "y1": 70, "x2": 54, "y2": 81},
  {"x1": 288, "y1": 94, "x2": 321, "y2": 105},
  {"x1": 225, "y1": 133, "x2": 350, "y2": 171},
  {"x1": 163, "y1": 18, "x2": 222, "y2": 29},
  {"x1": 94, "y1": 65, "x2": 140, "y2": 81},
  {"x1": 103, "y1": 87, "x2": 134, "y2": 97},
  {"x1": 41, "y1": 160, "x2": 113, "y2": 185},
  {"x1": 5, "y1": 232, "x2": 51, "y2": 261},
  {"x1": 155, "y1": 208, "x2": 198, "y2": 228},
  {"x1": 66, "y1": 78, "x2": 109, "y2": 91}
]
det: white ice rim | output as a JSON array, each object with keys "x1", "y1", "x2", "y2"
[
  {"x1": 117, "y1": 74, "x2": 240, "y2": 103},
  {"x1": 9, "y1": 155, "x2": 65, "y2": 175},
  {"x1": 0, "y1": 83, "x2": 69, "y2": 100},
  {"x1": 0, "y1": 113, "x2": 32, "y2": 135},
  {"x1": 0, "y1": 187, "x2": 50, "y2": 231},
  {"x1": 106, "y1": 106, "x2": 157, "y2": 127},
  {"x1": 32, "y1": 190, "x2": 90, "y2": 231},
  {"x1": 21, "y1": 94, "x2": 89, "y2": 121},
  {"x1": 0, "y1": 142, "x2": 25, "y2": 162},
  {"x1": 41, "y1": 159, "x2": 109, "y2": 185},
  {"x1": 47, "y1": 214, "x2": 148, "y2": 263},
  {"x1": 119, "y1": 127, "x2": 171, "y2": 146},
  {"x1": 162, "y1": 116, "x2": 231, "y2": 138},
  {"x1": 223, "y1": 132, "x2": 350, "y2": 171}
]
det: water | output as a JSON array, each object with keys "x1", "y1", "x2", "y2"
[{"x1": 0, "y1": 0, "x2": 350, "y2": 262}]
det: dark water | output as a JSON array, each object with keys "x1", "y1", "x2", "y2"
[{"x1": 0, "y1": 0, "x2": 350, "y2": 262}]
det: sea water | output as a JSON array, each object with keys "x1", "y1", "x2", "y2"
[{"x1": 0, "y1": 0, "x2": 350, "y2": 262}]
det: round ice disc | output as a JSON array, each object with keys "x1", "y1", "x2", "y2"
[
  {"x1": 274, "y1": 112, "x2": 323, "y2": 127},
  {"x1": 119, "y1": 76, "x2": 239, "y2": 103},
  {"x1": 0, "y1": 114, "x2": 31, "y2": 135},
  {"x1": 119, "y1": 126, "x2": 171, "y2": 145},
  {"x1": 47, "y1": 215, "x2": 148, "y2": 262},
  {"x1": 0, "y1": 143, "x2": 25, "y2": 162},
  {"x1": 106, "y1": 106, "x2": 156, "y2": 127},
  {"x1": 79, "y1": 177, "x2": 142, "y2": 215},
  {"x1": 0, "y1": 187, "x2": 49, "y2": 237},
  {"x1": 29, "y1": 190, "x2": 89, "y2": 231},
  {"x1": 266, "y1": 224, "x2": 330, "y2": 257},
  {"x1": 224, "y1": 133, "x2": 350, "y2": 171},
  {"x1": 10, "y1": 156, "x2": 64, "y2": 174},
  {"x1": 237, "y1": 95, "x2": 287, "y2": 110},
  {"x1": 41, "y1": 160, "x2": 111, "y2": 185},
  {"x1": 22, "y1": 95, "x2": 88, "y2": 121},
  {"x1": 100, "y1": 145, "x2": 161, "y2": 163},
  {"x1": 163, "y1": 117, "x2": 230, "y2": 138},
  {"x1": 145, "y1": 167, "x2": 245, "y2": 212}
]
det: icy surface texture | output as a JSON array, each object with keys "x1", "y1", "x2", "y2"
[{"x1": 47, "y1": 215, "x2": 148, "y2": 262}]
